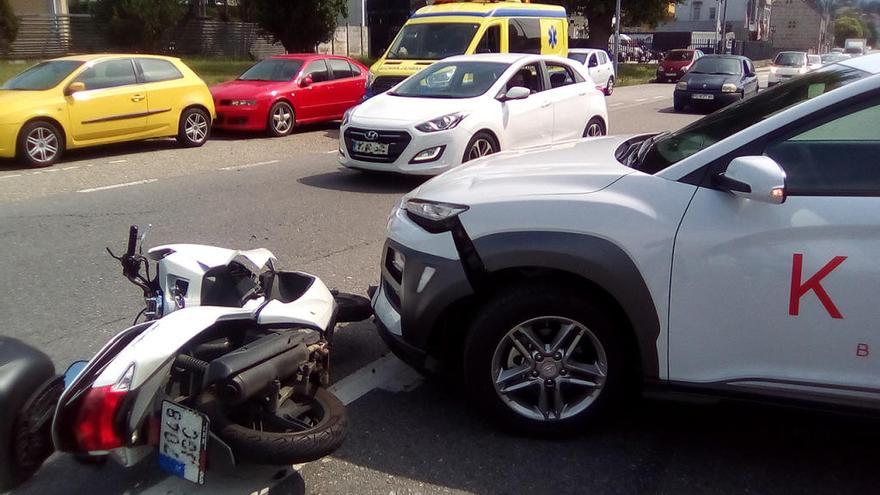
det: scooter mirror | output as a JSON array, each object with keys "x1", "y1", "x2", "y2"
[{"x1": 63, "y1": 361, "x2": 88, "y2": 389}]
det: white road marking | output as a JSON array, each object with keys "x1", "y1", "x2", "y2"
[
  {"x1": 653, "y1": 95, "x2": 666, "y2": 99},
  {"x1": 329, "y1": 353, "x2": 423, "y2": 406},
  {"x1": 219, "y1": 160, "x2": 280, "y2": 171},
  {"x1": 108, "y1": 159, "x2": 128, "y2": 164},
  {"x1": 325, "y1": 150, "x2": 338, "y2": 154},
  {"x1": 62, "y1": 166, "x2": 79, "y2": 170},
  {"x1": 0, "y1": 174, "x2": 21, "y2": 180},
  {"x1": 43, "y1": 169, "x2": 59, "y2": 173},
  {"x1": 77, "y1": 179, "x2": 157, "y2": 193},
  {"x1": 635, "y1": 98, "x2": 648, "y2": 102},
  {"x1": 608, "y1": 102, "x2": 624, "y2": 107}
]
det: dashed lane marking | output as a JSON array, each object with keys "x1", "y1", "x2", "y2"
[
  {"x1": 635, "y1": 98, "x2": 648, "y2": 102},
  {"x1": 219, "y1": 160, "x2": 280, "y2": 171},
  {"x1": 108, "y1": 159, "x2": 128, "y2": 164},
  {"x1": 77, "y1": 179, "x2": 157, "y2": 193},
  {"x1": 329, "y1": 353, "x2": 424, "y2": 405},
  {"x1": 0, "y1": 174, "x2": 22, "y2": 180}
]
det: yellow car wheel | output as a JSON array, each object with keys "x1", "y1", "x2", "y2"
[
  {"x1": 17, "y1": 121, "x2": 64, "y2": 168},
  {"x1": 177, "y1": 108, "x2": 211, "y2": 148}
]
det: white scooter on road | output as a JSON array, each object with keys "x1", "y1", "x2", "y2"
[{"x1": 0, "y1": 225, "x2": 372, "y2": 488}]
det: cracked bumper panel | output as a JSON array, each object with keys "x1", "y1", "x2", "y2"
[
  {"x1": 0, "y1": 124, "x2": 18, "y2": 158},
  {"x1": 373, "y1": 208, "x2": 474, "y2": 355}
]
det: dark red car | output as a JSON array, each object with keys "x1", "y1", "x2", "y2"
[
  {"x1": 656, "y1": 49, "x2": 704, "y2": 83},
  {"x1": 211, "y1": 54, "x2": 368, "y2": 136}
]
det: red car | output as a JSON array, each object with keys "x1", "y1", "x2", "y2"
[
  {"x1": 211, "y1": 54, "x2": 368, "y2": 136},
  {"x1": 655, "y1": 49, "x2": 704, "y2": 83}
]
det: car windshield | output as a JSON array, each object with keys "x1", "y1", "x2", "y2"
[
  {"x1": 387, "y1": 23, "x2": 480, "y2": 60},
  {"x1": 389, "y1": 61, "x2": 509, "y2": 98},
  {"x1": 568, "y1": 52, "x2": 589, "y2": 64},
  {"x1": 238, "y1": 59, "x2": 303, "y2": 81},
  {"x1": 634, "y1": 64, "x2": 869, "y2": 174},
  {"x1": 665, "y1": 51, "x2": 694, "y2": 62},
  {"x1": 774, "y1": 52, "x2": 806, "y2": 67},
  {"x1": 688, "y1": 58, "x2": 742, "y2": 75},
  {"x1": 1, "y1": 60, "x2": 84, "y2": 90}
]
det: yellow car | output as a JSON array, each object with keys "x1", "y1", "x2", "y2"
[{"x1": 0, "y1": 54, "x2": 215, "y2": 167}]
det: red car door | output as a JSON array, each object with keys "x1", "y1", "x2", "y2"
[
  {"x1": 296, "y1": 59, "x2": 333, "y2": 122},
  {"x1": 327, "y1": 58, "x2": 366, "y2": 117}
]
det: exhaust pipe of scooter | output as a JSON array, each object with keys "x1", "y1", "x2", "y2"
[{"x1": 216, "y1": 345, "x2": 311, "y2": 406}]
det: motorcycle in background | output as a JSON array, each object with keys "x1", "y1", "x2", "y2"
[{"x1": 0, "y1": 225, "x2": 372, "y2": 489}]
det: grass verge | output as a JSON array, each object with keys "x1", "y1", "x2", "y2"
[{"x1": 617, "y1": 63, "x2": 658, "y2": 87}]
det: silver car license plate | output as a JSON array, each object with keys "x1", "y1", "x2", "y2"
[
  {"x1": 692, "y1": 93, "x2": 715, "y2": 100},
  {"x1": 158, "y1": 401, "x2": 208, "y2": 484},
  {"x1": 352, "y1": 140, "x2": 389, "y2": 155}
]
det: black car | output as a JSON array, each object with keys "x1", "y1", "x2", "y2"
[{"x1": 673, "y1": 55, "x2": 759, "y2": 111}]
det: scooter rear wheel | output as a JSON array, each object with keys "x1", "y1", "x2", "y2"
[{"x1": 201, "y1": 387, "x2": 347, "y2": 465}]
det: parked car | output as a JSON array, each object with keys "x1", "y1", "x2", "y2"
[
  {"x1": 211, "y1": 55, "x2": 367, "y2": 137},
  {"x1": 0, "y1": 54, "x2": 214, "y2": 167},
  {"x1": 768, "y1": 51, "x2": 809, "y2": 86},
  {"x1": 373, "y1": 54, "x2": 880, "y2": 433},
  {"x1": 567, "y1": 48, "x2": 616, "y2": 95},
  {"x1": 339, "y1": 54, "x2": 608, "y2": 176},
  {"x1": 821, "y1": 52, "x2": 851, "y2": 64},
  {"x1": 808, "y1": 54, "x2": 823, "y2": 70},
  {"x1": 674, "y1": 55, "x2": 758, "y2": 111},
  {"x1": 656, "y1": 49, "x2": 704, "y2": 82}
]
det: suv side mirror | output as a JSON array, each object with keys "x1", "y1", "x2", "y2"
[
  {"x1": 499, "y1": 86, "x2": 530, "y2": 101},
  {"x1": 300, "y1": 76, "x2": 313, "y2": 88},
  {"x1": 715, "y1": 156, "x2": 787, "y2": 204},
  {"x1": 65, "y1": 81, "x2": 86, "y2": 96}
]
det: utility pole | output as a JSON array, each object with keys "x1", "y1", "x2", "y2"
[
  {"x1": 720, "y1": 0, "x2": 729, "y2": 53},
  {"x1": 613, "y1": 0, "x2": 621, "y2": 76}
]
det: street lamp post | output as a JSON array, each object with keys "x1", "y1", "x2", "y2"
[{"x1": 613, "y1": 0, "x2": 621, "y2": 76}]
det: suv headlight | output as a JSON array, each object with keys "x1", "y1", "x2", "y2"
[
  {"x1": 404, "y1": 198, "x2": 469, "y2": 232},
  {"x1": 721, "y1": 83, "x2": 738, "y2": 93},
  {"x1": 415, "y1": 112, "x2": 467, "y2": 133},
  {"x1": 676, "y1": 81, "x2": 688, "y2": 90}
]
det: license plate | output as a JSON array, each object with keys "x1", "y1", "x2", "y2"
[
  {"x1": 692, "y1": 93, "x2": 715, "y2": 100},
  {"x1": 665, "y1": 73, "x2": 677, "y2": 77},
  {"x1": 352, "y1": 140, "x2": 389, "y2": 155},
  {"x1": 158, "y1": 401, "x2": 208, "y2": 485}
]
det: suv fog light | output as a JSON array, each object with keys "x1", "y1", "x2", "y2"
[{"x1": 410, "y1": 146, "x2": 446, "y2": 163}]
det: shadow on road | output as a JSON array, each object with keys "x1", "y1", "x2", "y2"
[
  {"x1": 658, "y1": 106, "x2": 711, "y2": 115},
  {"x1": 0, "y1": 139, "x2": 180, "y2": 173},
  {"x1": 212, "y1": 121, "x2": 340, "y2": 142},
  {"x1": 298, "y1": 170, "x2": 426, "y2": 194},
  {"x1": 338, "y1": 382, "x2": 880, "y2": 494}
]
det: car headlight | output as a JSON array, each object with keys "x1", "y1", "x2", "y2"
[
  {"x1": 229, "y1": 100, "x2": 256, "y2": 106},
  {"x1": 404, "y1": 199, "x2": 469, "y2": 232},
  {"x1": 721, "y1": 83, "x2": 738, "y2": 93},
  {"x1": 415, "y1": 112, "x2": 467, "y2": 133},
  {"x1": 366, "y1": 70, "x2": 376, "y2": 88},
  {"x1": 676, "y1": 81, "x2": 688, "y2": 90},
  {"x1": 342, "y1": 106, "x2": 356, "y2": 126}
]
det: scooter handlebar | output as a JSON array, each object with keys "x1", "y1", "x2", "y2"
[{"x1": 126, "y1": 225, "x2": 139, "y2": 257}]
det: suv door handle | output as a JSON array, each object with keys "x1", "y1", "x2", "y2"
[
  {"x1": 131, "y1": 94, "x2": 145, "y2": 102},
  {"x1": 540, "y1": 101, "x2": 551, "y2": 108}
]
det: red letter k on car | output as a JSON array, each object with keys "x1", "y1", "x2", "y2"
[{"x1": 789, "y1": 253, "x2": 847, "y2": 319}]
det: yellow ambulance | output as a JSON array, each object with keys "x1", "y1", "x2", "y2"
[{"x1": 365, "y1": 0, "x2": 568, "y2": 97}]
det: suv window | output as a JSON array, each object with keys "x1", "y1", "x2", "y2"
[
  {"x1": 136, "y1": 58, "x2": 183, "y2": 83},
  {"x1": 506, "y1": 63, "x2": 543, "y2": 93},
  {"x1": 328, "y1": 58, "x2": 355, "y2": 79},
  {"x1": 547, "y1": 63, "x2": 575, "y2": 88},
  {"x1": 74, "y1": 59, "x2": 137, "y2": 90},
  {"x1": 476, "y1": 24, "x2": 501, "y2": 54},
  {"x1": 303, "y1": 59, "x2": 330, "y2": 83},
  {"x1": 765, "y1": 101, "x2": 880, "y2": 196},
  {"x1": 509, "y1": 19, "x2": 541, "y2": 54}
]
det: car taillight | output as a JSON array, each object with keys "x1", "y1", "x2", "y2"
[{"x1": 73, "y1": 364, "x2": 134, "y2": 452}]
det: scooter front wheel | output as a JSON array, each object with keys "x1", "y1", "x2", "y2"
[{"x1": 200, "y1": 387, "x2": 347, "y2": 465}]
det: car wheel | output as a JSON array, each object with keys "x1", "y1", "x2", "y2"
[
  {"x1": 267, "y1": 101, "x2": 295, "y2": 137},
  {"x1": 17, "y1": 121, "x2": 64, "y2": 167},
  {"x1": 673, "y1": 97, "x2": 685, "y2": 112},
  {"x1": 605, "y1": 76, "x2": 614, "y2": 96},
  {"x1": 463, "y1": 283, "x2": 626, "y2": 434},
  {"x1": 177, "y1": 107, "x2": 211, "y2": 148},
  {"x1": 462, "y1": 132, "x2": 497, "y2": 163},
  {"x1": 583, "y1": 117, "x2": 606, "y2": 138}
]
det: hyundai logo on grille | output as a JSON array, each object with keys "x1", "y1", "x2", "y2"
[{"x1": 365, "y1": 130, "x2": 379, "y2": 141}]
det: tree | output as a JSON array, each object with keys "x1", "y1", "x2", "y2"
[
  {"x1": 92, "y1": 0, "x2": 187, "y2": 52},
  {"x1": 0, "y1": 0, "x2": 18, "y2": 55},
  {"x1": 240, "y1": 0, "x2": 347, "y2": 53},
  {"x1": 546, "y1": 0, "x2": 675, "y2": 49},
  {"x1": 834, "y1": 15, "x2": 864, "y2": 44}
]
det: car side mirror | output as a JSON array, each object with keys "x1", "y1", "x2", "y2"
[
  {"x1": 65, "y1": 81, "x2": 86, "y2": 96},
  {"x1": 715, "y1": 156, "x2": 787, "y2": 204},
  {"x1": 63, "y1": 360, "x2": 88, "y2": 389},
  {"x1": 300, "y1": 76, "x2": 313, "y2": 88},
  {"x1": 499, "y1": 86, "x2": 530, "y2": 101}
]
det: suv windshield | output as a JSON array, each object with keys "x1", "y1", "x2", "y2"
[
  {"x1": 1, "y1": 60, "x2": 84, "y2": 90},
  {"x1": 689, "y1": 58, "x2": 742, "y2": 75},
  {"x1": 774, "y1": 52, "x2": 807, "y2": 67},
  {"x1": 388, "y1": 23, "x2": 480, "y2": 60},
  {"x1": 635, "y1": 64, "x2": 869, "y2": 174},
  {"x1": 665, "y1": 51, "x2": 694, "y2": 62},
  {"x1": 239, "y1": 59, "x2": 303, "y2": 81},
  {"x1": 390, "y1": 61, "x2": 509, "y2": 98}
]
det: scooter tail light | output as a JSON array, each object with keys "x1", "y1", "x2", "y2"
[{"x1": 74, "y1": 363, "x2": 134, "y2": 452}]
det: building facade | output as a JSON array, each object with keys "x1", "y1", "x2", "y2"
[{"x1": 769, "y1": 0, "x2": 830, "y2": 53}]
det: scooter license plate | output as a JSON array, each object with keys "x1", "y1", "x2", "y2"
[
  {"x1": 352, "y1": 140, "x2": 389, "y2": 155},
  {"x1": 158, "y1": 401, "x2": 209, "y2": 484}
]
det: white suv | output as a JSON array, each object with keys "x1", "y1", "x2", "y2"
[{"x1": 372, "y1": 55, "x2": 880, "y2": 433}]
